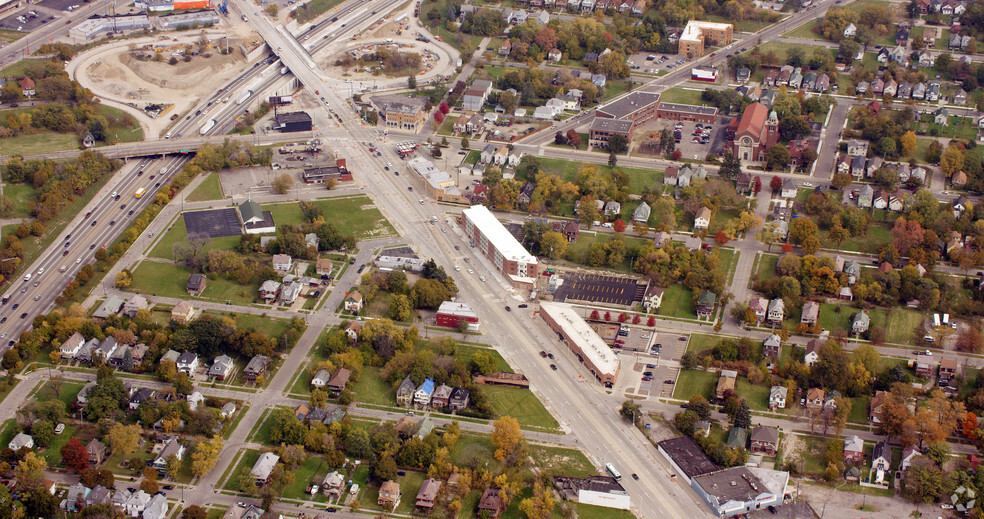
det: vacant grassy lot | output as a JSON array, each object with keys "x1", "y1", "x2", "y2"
[
  {"x1": 657, "y1": 88, "x2": 704, "y2": 106},
  {"x1": 825, "y1": 222, "x2": 892, "y2": 254},
  {"x1": 351, "y1": 366, "x2": 398, "y2": 406},
  {"x1": 536, "y1": 157, "x2": 663, "y2": 197},
  {"x1": 96, "y1": 104, "x2": 145, "y2": 144},
  {"x1": 736, "y1": 378, "x2": 770, "y2": 411},
  {"x1": 222, "y1": 449, "x2": 260, "y2": 491},
  {"x1": 187, "y1": 173, "x2": 224, "y2": 201},
  {"x1": 148, "y1": 220, "x2": 241, "y2": 259},
  {"x1": 564, "y1": 232, "x2": 650, "y2": 272},
  {"x1": 757, "y1": 253, "x2": 780, "y2": 281},
  {"x1": 2, "y1": 132, "x2": 78, "y2": 156},
  {"x1": 687, "y1": 333, "x2": 719, "y2": 353},
  {"x1": 129, "y1": 260, "x2": 259, "y2": 305},
  {"x1": 482, "y1": 385, "x2": 559, "y2": 430},
  {"x1": 292, "y1": 0, "x2": 346, "y2": 23},
  {"x1": 658, "y1": 284, "x2": 697, "y2": 320},
  {"x1": 262, "y1": 195, "x2": 395, "y2": 238},
  {"x1": 5, "y1": 183, "x2": 37, "y2": 218},
  {"x1": 528, "y1": 445, "x2": 595, "y2": 477},
  {"x1": 885, "y1": 308, "x2": 924, "y2": 344},
  {"x1": 672, "y1": 369, "x2": 716, "y2": 401}
]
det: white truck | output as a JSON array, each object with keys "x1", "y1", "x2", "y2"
[
  {"x1": 199, "y1": 118, "x2": 216, "y2": 135},
  {"x1": 236, "y1": 90, "x2": 253, "y2": 105}
]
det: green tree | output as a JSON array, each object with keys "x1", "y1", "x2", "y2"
[
  {"x1": 733, "y1": 401, "x2": 751, "y2": 429},
  {"x1": 719, "y1": 150, "x2": 742, "y2": 180},
  {"x1": 540, "y1": 231, "x2": 568, "y2": 260},
  {"x1": 471, "y1": 350, "x2": 498, "y2": 375},
  {"x1": 765, "y1": 144, "x2": 791, "y2": 171},
  {"x1": 388, "y1": 294, "x2": 412, "y2": 322},
  {"x1": 407, "y1": 75, "x2": 417, "y2": 89},
  {"x1": 608, "y1": 134, "x2": 628, "y2": 154}
]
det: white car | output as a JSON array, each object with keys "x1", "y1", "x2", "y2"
[
  {"x1": 454, "y1": 266, "x2": 460, "y2": 271},
  {"x1": 467, "y1": 269, "x2": 473, "y2": 274},
  {"x1": 480, "y1": 276, "x2": 486, "y2": 282},
  {"x1": 801, "y1": 182, "x2": 813, "y2": 187},
  {"x1": 76, "y1": 258, "x2": 82, "y2": 264},
  {"x1": 37, "y1": 268, "x2": 43, "y2": 275}
]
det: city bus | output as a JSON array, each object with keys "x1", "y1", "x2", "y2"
[
  {"x1": 605, "y1": 463, "x2": 621, "y2": 480},
  {"x1": 134, "y1": 188, "x2": 146, "y2": 199}
]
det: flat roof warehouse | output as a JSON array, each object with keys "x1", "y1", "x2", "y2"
[
  {"x1": 461, "y1": 206, "x2": 537, "y2": 264},
  {"x1": 540, "y1": 301, "x2": 620, "y2": 378}
]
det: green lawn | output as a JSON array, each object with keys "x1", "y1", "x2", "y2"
[
  {"x1": 564, "y1": 232, "x2": 652, "y2": 272},
  {"x1": 222, "y1": 449, "x2": 260, "y2": 491},
  {"x1": 482, "y1": 385, "x2": 559, "y2": 430},
  {"x1": 672, "y1": 369, "x2": 717, "y2": 401},
  {"x1": 849, "y1": 395, "x2": 870, "y2": 424},
  {"x1": 735, "y1": 379, "x2": 770, "y2": 411},
  {"x1": 885, "y1": 309, "x2": 923, "y2": 344},
  {"x1": 917, "y1": 113, "x2": 979, "y2": 142},
  {"x1": 149, "y1": 218, "x2": 241, "y2": 259},
  {"x1": 0, "y1": 29, "x2": 23, "y2": 43},
  {"x1": 575, "y1": 503, "x2": 636, "y2": 519},
  {"x1": 4, "y1": 183, "x2": 38, "y2": 218},
  {"x1": 0, "y1": 58, "x2": 49, "y2": 77},
  {"x1": 600, "y1": 80, "x2": 630, "y2": 102},
  {"x1": 824, "y1": 222, "x2": 891, "y2": 254},
  {"x1": 755, "y1": 41, "x2": 829, "y2": 61},
  {"x1": 129, "y1": 260, "x2": 260, "y2": 305},
  {"x1": 40, "y1": 424, "x2": 78, "y2": 466},
  {"x1": 351, "y1": 366, "x2": 398, "y2": 406},
  {"x1": 686, "y1": 333, "x2": 719, "y2": 353},
  {"x1": 757, "y1": 253, "x2": 780, "y2": 281},
  {"x1": 782, "y1": 19, "x2": 821, "y2": 40},
  {"x1": 1, "y1": 132, "x2": 79, "y2": 156},
  {"x1": 657, "y1": 284, "x2": 696, "y2": 320},
  {"x1": 817, "y1": 303, "x2": 856, "y2": 334},
  {"x1": 262, "y1": 195, "x2": 395, "y2": 238},
  {"x1": 186, "y1": 173, "x2": 224, "y2": 202},
  {"x1": 36, "y1": 380, "x2": 85, "y2": 409},
  {"x1": 96, "y1": 104, "x2": 145, "y2": 144},
  {"x1": 281, "y1": 455, "x2": 333, "y2": 500},
  {"x1": 204, "y1": 310, "x2": 297, "y2": 340},
  {"x1": 703, "y1": 14, "x2": 775, "y2": 33},
  {"x1": 536, "y1": 157, "x2": 663, "y2": 197},
  {"x1": 657, "y1": 87, "x2": 704, "y2": 106}
]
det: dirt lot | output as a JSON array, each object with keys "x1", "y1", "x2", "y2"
[{"x1": 87, "y1": 47, "x2": 247, "y2": 99}]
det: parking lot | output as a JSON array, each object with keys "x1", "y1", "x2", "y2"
[
  {"x1": 627, "y1": 52, "x2": 689, "y2": 75},
  {"x1": 620, "y1": 358, "x2": 678, "y2": 399},
  {"x1": 643, "y1": 117, "x2": 729, "y2": 161},
  {"x1": 0, "y1": 9, "x2": 54, "y2": 32},
  {"x1": 553, "y1": 272, "x2": 647, "y2": 307},
  {"x1": 653, "y1": 331, "x2": 689, "y2": 361}
]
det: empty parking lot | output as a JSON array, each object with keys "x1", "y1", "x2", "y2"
[
  {"x1": 182, "y1": 208, "x2": 242, "y2": 238},
  {"x1": 553, "y1": 273, "x2": 645, "y2": 307}
]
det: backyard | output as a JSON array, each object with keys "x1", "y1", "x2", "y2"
[{"x1": 128, "y1": 260, "x2": 260, "y2": 305}]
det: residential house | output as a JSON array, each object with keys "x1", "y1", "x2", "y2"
[
  {"x1": 152, "y1": 438, "x2": 185, "y2": 475},
  {"x1": 259, "y1": 280, "x2": 281, "y2": 302},
  {"x1": 416, "y1": 478, "x2": 442, "y2": 509},
  {"x1": 955, "y1": 89, "x2": 968, "y2": 105},
  {"x1": 642, "y1": 286, "x2": 664, "y2": 312},
  {"x1": 478, "y1": 488, "x2": 505, "y2": 518},
  {"x1": 143, "y1": 494, "x2": 168, "y2": 519},
  {"x1": 170, "y1": 301, "x2": 195, "y2": 324},
  {"x1": 431, "y1": 384, "x2": 453, "y2": 408},
  {"x1": 716, "y1": 369, "x2": 737, "y2": 402},
  {"x1": 604, "y1": 201, "x2": 621, "y2": 217},
  {"x1": 816, "y1": 74, "x2": 831, "y2": 92},
  {"x1": 126, "y1": 490, "x2": 152, "y2": 517},
  {"x1": 694, "y1": 207, "x2": 711, "y2": 230},
  {"x1": 176, "y1": 352, "x2": 199, "y2": 374},
  {"x1": 124, "y1": 295, "x2": 149, "y2": 318},
  {"x1": 901, "y1": 446, "x2": 920, "y2": 472},
  {"x1": 378, "y1": 481, "x2": 402, "y2": 509},
  {"x1": 935, "y1": 107, "x2": 948, "y2": 125},
  {"x1": 221, "y1": 402, "x2": 237, "y2": 419},
  {"x1": 696, "y1": 291, "x2": 716, "y2": 319},
  {"x1": 498, "y1": 38, "x2": 511, "y2": 56},
  {"x1": 883, "y1": 79, "x2": 898, "y2": 97},
  {"x1": 311, "y1": 369, "x2": 330, "y2": 389},
  {"x1": 872, "y1": 440, "x2": 892, "y2": 474},
  {"x1": 749, "y1": 426, "x2": 779, "y2": 455},
  {"x1": 844, "y1": 435, "x2": 864, "y2": 464},
  {"x1": 209, "y1": 355, "x2": 234, "y2": 381},
  {"x1": 897, "y1": 81, "x2": 912, "y2": 99},
  {"x1": 344, "y1": 291, "x2": 363, "y2": 313},
  {"x1": 763, "y1": 334, "x2": 781, "y2": 359},
  {"x1": 915, "y1": 354, "x2": 937, "y2": 377},
  {"x1": 870, "y1": 390, "x2": 888, "y2": 424},
  {"x1": 251, "y1": 453, "x2": 280, "y2": 486},
  {"x1": 86, "y1": 439, "x2": 107, "y2": 465},
  {"x1": 94, "y1": 337, "x2": 118, "y2": 363},
  {"x1": 871, "y1": 78, "x2": 885, "y2": 96},
  {"x1": 632, "y1": 202, "x2": 651, "y2": 223},
  {"x1": 449, "y1": 387, "x2": 470, "y2": 411},
  {"x1": 243, "y1": 355, "x2": 270, "y2": 382},
  {"x1": 66, "y1": 483, "x2": 90, "y2": 511},
  {"x1": 323, "y1": 471, "x2": 345, "y2": 498},
  {"x1": 327, "y1": 368, "x2": 353, "y2": 394},
  {"x1": 851, "y1": 311, "x2": 870, "y2": 334},
  {"x1": 748, "y1": 296, "x2": 768, "y2": 324},
  {"x1": 896, "y1": 27, "x2": 909, "y2": 45},
  {"x1": 186, "y1": 274, "x2": 206, "y2": 295},
  {"x1": 913, "y1": 82, "x2": 927, "y2": 99},
  {"x1": 858, "y1": 184, "x2": 874, "y2": 208},
  {"x1": 844, "y1": 260, "x2": 861, "y2": 284},
  {"x1": 726, "y1": 427, "x2": 747, "y2": 450},
  {"x1": 801, "y1": 301, "x2": 820, "y2": 325},
  {"x1": 86, "y1": 485, "x2": 111, "y2": 507},
  {"x1": 805, "y1": 388, "x2": 825, "y2": 412},
  {"x1": 272, "y1": 254, "x2": 293, "y2": 272},
  {"x1": 8, "y1": 433, "x2": 32, "y2": 451},
  {"x1": 19, "y1": 77, "x2": 33, "y2": 97},
  {"x1": 60, "y1": 332, "x2": 85, "y2": 359},
  {"x1": 769, "y1": 386, "x2": 787, "y2": 409},
  {"x1": 939, "y1": 357, "x2": 959, "y2": 386},
  {"x1": 414, "y1": 378, "x2": 435, "y2": 406},
  {"x1": 824, "y1": 390, "x2": 840, "y2": 411},
  {"x1": 844, "y1": 23, "x2": 857, "y2": 37},
  {"x1": 847, "y1": 139, "x2": 869, "y2": 156},
  {"x1": 396, "y1": 375, "x2": 416, "y2": 406},
  {"x1": 766, "y1": 298, "x2": 784, "y2": 325}
]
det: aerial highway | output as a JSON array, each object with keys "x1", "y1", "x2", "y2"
[{"x1": 233, "y1": 0, "x2": 714, "y2": 516}]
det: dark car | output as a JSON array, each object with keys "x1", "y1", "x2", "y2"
[
  {"x1": 90, "y1": 244, "x2": 96, "y2": 249},
  {"x1": 547, "y1": 353, "x2": 554, "y2": 359},
  {"x1": 163, "y1": 485, "x2": 174, "y2": 490},
  {"x1": 84, "y1": 212, "x2": 91, "y2": 218},
  {"x1": 120, "y1": 204, "x2": 126, "y2": 209},
  {"x1": 631, "y1": 473, "x2": 639, "y2": 480},
  {"x1": 539, "y1": 351, "x2": 547, "y2": 357},
  {"x1": 550, "y1": 364, "x2": 557, "y2": 370},
  {"x1": 137, "y1": 170, "x2": 143, "y2": 176},
  {"x1": 349, "y1": 258, "x2": 356, "y2": 265},
  {"x1": 19, "y1": 313, "x2": 27, "y2": 319},
  {"x1": 1, "y1": 317, "x2": 7, "y2": 324},
  {"x1": 678, "y1": 336, "x2": 687, "y2": 341},
  {"x1": 768, "y1": 505, "x2": 778, "y2": 514},
  {"x1": 91, "y1": 221, "x2": 96, "y2": 226},
  {"x1": 11, "y1": 304, "x2": 18, "y2": 310},
  {"x1": 665, "y1": 379, "x2": 674, "y2": 385},
  {"x1": 325, "y1": 508, "x2": 338, "y2": 513},
  {"x1": 113, "y1": 194, "x2": 120, "y2": 201},
  {"x1": 63, "y1": 250, "x2": 69, "y2": 256},
  {"x1": 408, "y1": 186, "x2": 413, "y2": 191},
  {"x1": 128, "y1": 210, "x2": 134, "y2": 215},
  {"x1": 518, "y1": 304, "x2": 528, "y2": 308},
  {"x1": 505, "y1": 306, "x2": 511, "y2": 311},
  {"x1": 357, "y1": 264, "x2": 365, "y2": 273},
  {"x1": 109, "y1": 220, "x2": 116, "y2": 226}
]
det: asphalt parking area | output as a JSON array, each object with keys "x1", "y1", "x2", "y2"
[
  {"x1": 553, "y1": 272, "x2": 645, "y2": 306},
  {"x1": 650, "y1": 332, "x2": 689, "y2": 361},
  {"x1": 38, "y1": 0, "x2": 77, "y2": 12},
  {"x1": 624, "y1": 360, "x2": 677, "y2": 398},
  {"x1": 671, "y1": 119, "x2": 728, "y2": 161},
  {"x1": 0, "y1": 9, "x2": 53, "y2": 32},
  {"x1": 182, "y1": 208, "x2": 242, "y2": 238}
]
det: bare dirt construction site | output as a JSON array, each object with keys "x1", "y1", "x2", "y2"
[{"x1": 321, "y1": 41, "x2": 440, "y2": 81}]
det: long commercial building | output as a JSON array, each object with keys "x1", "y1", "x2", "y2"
[
  {"x1": 539, "y1": 302, "x2": 620, "y2": 387},
  {"x1": 70, "y1": 14, "x2": 151, "y2": 40},
  {"x1": 461, "y1": 205, "x2": 538, "y2": 286},
  {"x1": 158, "y1": 9, "x2": 220, "y2": 29}
]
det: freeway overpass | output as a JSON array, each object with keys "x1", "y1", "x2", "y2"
[{"x1": 8, "y1": 131, "x2": 316, "y2": 161}]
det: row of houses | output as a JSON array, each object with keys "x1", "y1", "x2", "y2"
[
  {"x1": 510, "y1": 0, "x2": 646, "y2": 15},
  {"x1": 761, "y1": 66, "x2": 832, "y2": 93},
  {"x1": 837, "y1": 152, "x2": 930, "y2": 185},
  {"x1": 64, "y1": 482, "x2": 168, "y2": 519},
  {"x1": 395, "y1": 376, "x2": 471, "y2": 410}
]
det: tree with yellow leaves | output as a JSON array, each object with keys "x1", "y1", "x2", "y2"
[
  {"x1": 491, "y1": 416, "x2": 524, "y2": 463},
  {"x1": 519, "y1": 481, "x2": 556, "y2": 519},
  {"x1": 191, "y1": 436, "x2": 224, "y2": 478},
  {"x1": 106, "y1": 423, "x2": 141, "y2": 465}
]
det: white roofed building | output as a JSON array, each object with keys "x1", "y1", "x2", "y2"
[{"x1": 461, "y1": 205, "x2": 538, "y2": 286}]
